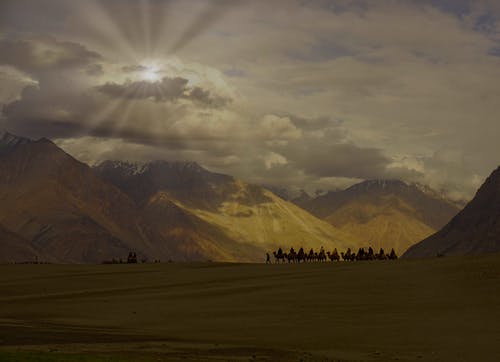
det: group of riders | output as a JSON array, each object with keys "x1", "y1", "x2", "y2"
[
  {"x1": 267, "y1": 246, "x2": 398, "y2": 264},
  {"x1": 127, "y1": 252, "x2": 138, "y2": 264}
]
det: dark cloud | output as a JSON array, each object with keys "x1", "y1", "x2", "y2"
[
  {"x1": 287, "y1": 114, "x2": 345, "y2": 132},
  {"x1": 1, "y1": 70, "x2": 229, "y2": 147},
  {"x1": 188, "y1": 86, "x2": 231, "y2": 107},
  {"x1": 286, "y1": 142, "x2": 392, "y2": 179},
  {"x1": 97, "y1": 77, "x2": 188, "y2": 102},
  {"x1": 86, "y1": 63, "x2": 104, "y2": 76},
  {"x1": 96, "y1": 77, "x2": 230, "y2": 106},
  {"x1": 260, "y1": 125, "x2": 393, "y2": 180},
  {"x1": 121, "y1": 64, "x2": 149, "y2": 73},
  {"x1": 0, "y1": 35, "x2": 102, "y2": 74},
  {"x1": 2, "y1": 80, "x2": 96, "y2": 139}
]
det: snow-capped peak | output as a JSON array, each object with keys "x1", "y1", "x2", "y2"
[
  {"x1": 96, "y1": 160, "x2": 206, "y2": 176},
  {"x1": 0, "y1": 131, "x2": 32, "y2": 149},
  {"x1": 95, "y1": 160, "x2": 148, "y2": 175}
]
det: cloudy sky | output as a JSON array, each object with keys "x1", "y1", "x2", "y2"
[{"x1": 1, "y1": 0, "x2": 499, "y2": 200}]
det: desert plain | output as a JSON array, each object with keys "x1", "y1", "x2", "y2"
[{"x1": 0, "y1": 255, "x2": 499, "y2": 361}]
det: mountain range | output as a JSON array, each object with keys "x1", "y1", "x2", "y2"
[
  {"x1": 0, "y1": 132, "x2": 354, "y2": 263},
  {"x1": 93, "y1": 160, "x2": 355, "y2": 257},
  {"x1": 295, "y1": 180, "x2": 460, "y2": 255},
  {"x1": 2, "y1": 131, "x2": 497, "y2": 263},
  {"x1": 404, "y1": 166, "x2": 500, "y2": 258}
]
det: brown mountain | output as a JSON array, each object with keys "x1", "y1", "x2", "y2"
[
  {"x1": 404, "y1": 166, "x2": 500, "y2": 258},
  {"x1": 0, "y1": 223, "x2": 48, "y2": 263},
  {"x1": 0, "y1": 132, "x2": 152, "y2": 262},
  {"x1": 0, "y1": 132, "x2": 262, "y2": 262},
  {"x1": 94, "y1": 161, "x2": 357, "y2": 255},
  {"x1": 299, "y1": 180, "x2": 460, "y2": 255},
  {"x1": 1, "y1": 132, "x2": 356, "y2": 263}
]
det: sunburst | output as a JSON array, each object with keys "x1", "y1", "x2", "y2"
[{"x1": 139, "y1": 63, "x2": 161, "y2": 82}]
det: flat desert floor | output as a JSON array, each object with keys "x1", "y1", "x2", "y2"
[{"x1": 0, "y1": 255, "x2": 499, "y2": 361}]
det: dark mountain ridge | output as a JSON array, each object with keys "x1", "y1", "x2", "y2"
[{"x1": 404, "y1": 166, "x2": 500, "y2": 258}]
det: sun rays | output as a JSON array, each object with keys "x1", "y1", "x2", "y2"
[
  {"x1": 70, "y1": 0, "x2": 237, "y2": 147},
  {"x1": 139, "y1": 63, "x2": 161, "y2": 82}
]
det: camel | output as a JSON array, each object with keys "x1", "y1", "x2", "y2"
[
  {"x1": 287, "y1": 248, "x2": 297, "y2": 263},
  {"x1": 327, "y1": 248, "x2": 340, "y2": 262},
  {"x1": 297, "y1": 247, "x2": 306, "y2": 263},
  {"x1": 273, "y1": 248, "x2": 286, "y2": 263},
  {"x1": 356, "y1": 248, "x2": 367, "y2": 261},
  {"x1": 376, "y1": 248, "x2": 387, "y2": 260},
  {"x1": 267, "y1": 245, "x2": 398, "y2": 264},
  {"x1": 349, "y1": 252, "x2": 357, "y2": 261},
  {"x1": 388, "y1": 248, "x2": 398, "y2": 260},
  {"x1": 367, "y1": 247, "x2": 375, "y2": 261},
  {"x1": 318, "y1": 248, "x2": 327, "y2": 262},
  {"x1": 341, "y1": 248, "x2": 352, "y2": 261},
  {"x1": 127, "y1": 252, "x2": 138, "y2": 264},
  {"x1": 307, "y1": 248, "x2": 315, "y2": 262}
]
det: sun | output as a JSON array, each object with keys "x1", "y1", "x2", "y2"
[{"x1": 140, "y1": 64, "x2": 161, "y2": 82}]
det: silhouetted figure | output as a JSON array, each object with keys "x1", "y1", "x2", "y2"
[
  {"x1": 341, "y1": 248, "x2": 352, "y2": 261},
  {"x1": 356, "y1": 248, "x2": 366, "y2": 261},
  {"x1": 266, "y1": 244, "x2": 397, "y2": 264},
  {"x1": 367, "y1": 247, "x2": 375, "y2": 260},
  {"x1": 389, "y1": 248, "x2": 398, "y2": 260},
  {"x1": 297, "y1": 247, "x2": 306, "y2": 263},
  {"x1": 318, "y1": 247, "x2": 326, "y2": 262},
  {"x1": 288, "y1": 247, "x2": 297, "y2": 263},
  {"x1": 327, "y1": 248, "x2": 340, "y2": 262},
  {"x1": 308, "y1": 248, "x2": 315, "y2": 262},
  {"x1": 127, "y1": 252, "x2": 138, "y2": 264},
  {"x1": 273, "y1": 248, "x2": 285, "y2": 263}
]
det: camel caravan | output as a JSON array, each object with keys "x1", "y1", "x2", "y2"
[{"x1": 267, "y1": 246, "x2": 398, "y2": 264}]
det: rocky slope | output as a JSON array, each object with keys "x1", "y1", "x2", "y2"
[
  {"x1": 0, "y1": 133, "x2": 150, "y2": 262},
  {"x1": 0, "y1": 223, "x2": 48, "y2": 263},
  {"x1": 404, "y1": 166, "x2": 500, "y2": 258}
]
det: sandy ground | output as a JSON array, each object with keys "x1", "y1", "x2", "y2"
[{"x1": 0, "y1": 255, "x2": 499, "y2": 361}]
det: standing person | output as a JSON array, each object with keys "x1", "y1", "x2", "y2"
[{"x1": 266, "y1": 252, "x2": 271, "y2": 264}]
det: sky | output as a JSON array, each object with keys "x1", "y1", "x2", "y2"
[{"x1": 1, "y1": 0, "x2": 499, "y2": 201}]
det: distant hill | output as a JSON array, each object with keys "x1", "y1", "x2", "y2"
[
  {"x1": 263, "y1": 186, "x2": 312, "y2": 205},
  {"x1": 404, "y1": 166, "x2": 500, "y2": 258},
  {"x1": 299, "y1": 180, "x2": 460, "y2": 255}
]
